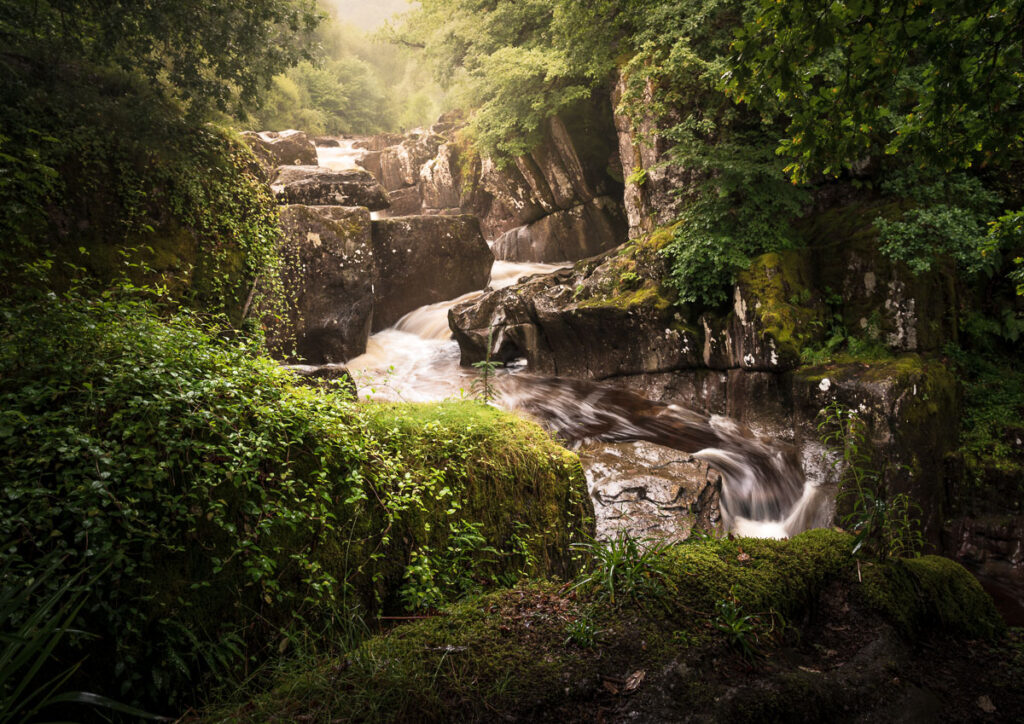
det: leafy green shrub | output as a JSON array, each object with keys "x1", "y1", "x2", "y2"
[
  {"x1": 817, "y1": 402, "x2": 924, "y2": 560},
  {"x1": 0, "y1": 60, "x2": 283, "y2": 321},
  {"x1": 0, "y1": 286, "x2": 591, "y2": 707},
  {"x1": 874, "y1": 170, "x2": 1005, "y2": 277},
  {"x1": 571, "y1": 533, "x2": 675, "y2": 607}
]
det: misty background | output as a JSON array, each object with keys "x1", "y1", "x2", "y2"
[
  {"x1": 325, "y1": 0, "x2": 414, "y2": 30},
  {"x1": 249, "y1": 0, "x2": 443, "y2": 135}
]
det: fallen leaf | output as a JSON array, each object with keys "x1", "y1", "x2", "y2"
[
  {"x1": 978, "y1": 695, "x2": 997, "y2": 714},
  {"x1": 625, "y1": 669, "x2": 646, "y2": 693},
  {"x1": 602, "y1": 679, "x2": 620, "y2": 695},
  {"x1": 737, "y1": 552, "x2": 751, "y2": 563}
]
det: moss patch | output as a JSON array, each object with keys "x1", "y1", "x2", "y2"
[
  {"x1": 860, "y1": 555, "x2": 1004, "y2": 639},
  {"x1": 205, "y1": 530, "x2": 1013, "y2": 723},
  {"x1": 736, "y1": 250, "x2": 825, "y2": 364}
]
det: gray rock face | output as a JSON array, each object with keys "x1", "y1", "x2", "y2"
[
  {"x1": 242, "y1": 130, "x2": 318, "y2": 174},
  {"x1": 420, "y1": 143, "x2": 462, "y2": 211},
  {"x1": 580, "y1": 441, "x2": 721, "y2": 541},
  {"x1": 449, "y1": 255, "x2": 700, "y2": 378},
  {"x1": 490, "y1": 196, "x2": 627, "y2": 262},
  {"x1": 270, "y1": 166, "x2": 390, "y2": 210},
  {"x1": 379, "y1": 132, "x2": 445, "y2": 191},
  {"x1": 371, "y1": 215, "x2": 493, "y2": 331},
  {"x1": 270, "y1": 205, "x2": 376, "y2": 364},
  {"x1": 345, "y1": 114, "x2": 627, "y2": 263},
  {"x1": 612, "y1": 72, "x2": 697, "y2": 239},
  {"x1": 381, "y1": 186, "x2": 422, "y2": 217}
]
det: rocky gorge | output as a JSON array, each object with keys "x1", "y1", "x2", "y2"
[{"x1": 242, "y1": 101, "x2": 1022, "y2": 621}]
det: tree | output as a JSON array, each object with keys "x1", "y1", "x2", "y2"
[
  {"x1": 0, "y1": 0, "x2": 321, "y2": 115},
  {"x1": 724, "y1": 0, "x2": 1024, "y2": 182}
]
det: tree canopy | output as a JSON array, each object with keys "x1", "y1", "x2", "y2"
[
  {"x1": 0, "y1": 0, "x2": 321, "y2": 114},
  {"x1": 725, "y1": 0, "x2": 1024, "y2": 181}
]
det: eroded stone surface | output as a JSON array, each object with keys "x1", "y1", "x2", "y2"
[
  {"x1": 580, "y1": 441, "x2": 721, "y2": 541},
  {"x1": 270, "y1": 205, "x2": 375, "y2": 364},
  {"x1": 371, "y1": 215, "x2": 493, "y2": 331},
  {"x1": 270, "y1": 166, "x2": 390, "y2": 209},
  {"x1": 490, "y1": 196, "x2": 627, "y2": 263}
]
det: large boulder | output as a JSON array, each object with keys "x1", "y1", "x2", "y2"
[
  {"x1": 270, "y1": 166, "x2": 390, "y2": 210},
  {"x1": 372, "y1": 215, "x2": 493, "y2": 331},
  {"x1": 242, "y1": 130, "x2": 318, "y2": 175},
  {"x1": 420, "y1": 143, "x2": 462, "y2": 211},
  {"x1": 380, "y1": 186, "x2": 422, "y2": 217},
  {"x1": 379, "y1": 132, "x2": 445, "y2": 191},
  {"x1": 490, "y1": 196, "x2": 627, "y2": 263},
  {"x1": 269, "y1": 205, "x2": 376, "y2": 363}
]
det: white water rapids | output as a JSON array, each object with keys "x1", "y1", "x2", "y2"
[{"x1": 344, "y1": 257, "x2": 831, "y2": 540}]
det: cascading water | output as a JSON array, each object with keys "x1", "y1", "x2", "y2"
[
  {"x1": 346, "y1": 258, "x2": 833, "y2": 541},
  {"x1": 316, "y1": 139, "x2": 368, "y2": 171}
]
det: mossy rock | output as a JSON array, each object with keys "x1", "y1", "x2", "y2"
[
  {"x1": 802, "y1": 195, "x2": 958, "y2": 353},
  {"x1": 735, "y1": 250, "x2": 826, "y2": 367},
  {"x1": 210, "y1": 531, "x2": 1006, "y2": 723},
  {"x1": 860, "y1": 555, "x2": 1004, "y2": 639}
]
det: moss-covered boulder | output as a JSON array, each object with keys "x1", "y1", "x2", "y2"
[
  {"x1": 208, "y1": 531, "x2": 1010, "y2": 723},
  {"x1": 792, "y1": 354, "x2": 961, "y2": 538},
  {"x1": 0, "y1": 293, "x2": 592, "y2": 706},
  {"x1": 802, "y1": 197, "x2": 959, "y2": 353}
]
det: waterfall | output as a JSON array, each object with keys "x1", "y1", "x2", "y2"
[{"x1": 345, "y1": 259, "x2": 832, "y2": 540}]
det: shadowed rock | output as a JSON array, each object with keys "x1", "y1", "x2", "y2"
[
  {"x1": 269, "y1": 205, "x2": 376, "y2": 364},
  {"x1": 491, "y1": 196, "x2": 627, "y2": 263},
  {"x1": 372, "y1": 215, "x2": 493, "y2": 331}
]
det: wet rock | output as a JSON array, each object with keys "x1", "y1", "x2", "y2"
[
  {"x1": 579, "y1": 441, "x2": 721, "y2": 541},
  {"x1": 269, "y1": 205, "x2": 375, "y2": 364},
  {"x1": 621, "y1": 355, "x2": 960, "y2": 542},
  {"x1": 312, "y1": 137, "x2": 341, "y2": 147},
  {"x1": 381, "y1": 186, "x2": 422, "y2": 217},
  {"x1": 490, "y1": 196, "x2": 627, "y2": 263},
  {"x1": 449, "y1": 246, "x2": 700, "y2": 377},
  {"x1": 946, "y1": 515, "x2": 1024, "y2": 624},
  {"x1": 372, "y1": 215, "x2": 493, "y2": 331},
  {"x1": 242, "y1": 130, "x2": 318, "y2": 174},
  {"x1": 270, "y1": 166, "x2": 390, "y2": 210}
]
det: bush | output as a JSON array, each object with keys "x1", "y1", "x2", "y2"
[{"x1": 0, "y1": 287, "x2": 591, "y2": 708}]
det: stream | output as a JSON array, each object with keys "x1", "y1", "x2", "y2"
[{"x1": 345, "y1": 257, "x2": 831, "y2": 541}]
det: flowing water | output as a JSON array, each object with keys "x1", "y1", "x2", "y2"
[
  {"x1": 346, "y1": 258, "x2": 831, "y2": 540},
  {"x1": 316, "y1": 139, "x2": 367, "y2": 171}
]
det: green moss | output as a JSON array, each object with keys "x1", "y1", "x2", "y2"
[
  {"x1": 860, "y1": 555, "x2": 1004, "y2": 639},
  {"x1": 576, "y1": 283, "x2": 674, "y2": 311},
  {"x1": 0, "y1": 294, "x2": 593, "y2": 705},
  {"x1": 213, "y1": 530, "x2": 857, "y2": 722},
  {"x1": 640, "y1": 222, "x2": 683, "y2": 252},
  {"x1": 736, "y1": 250, "x2": 825, "y2": 364}
]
